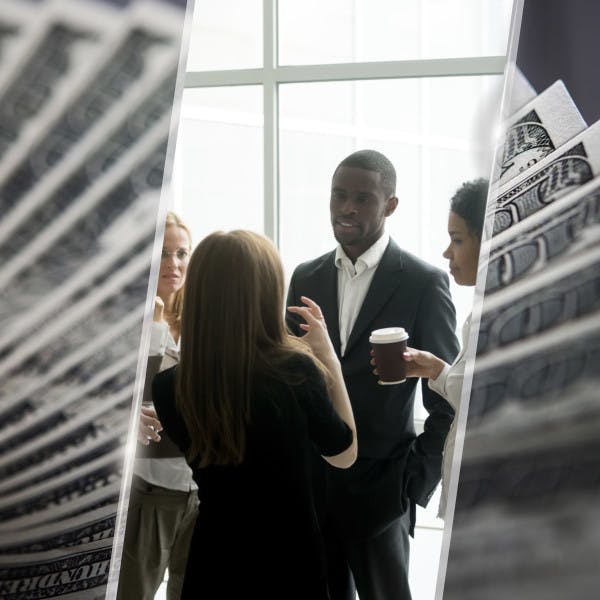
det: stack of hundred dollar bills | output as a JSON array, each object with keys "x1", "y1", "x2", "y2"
[
  {"x1": 0, "y1": 1, "x2": 185, "y2": 598},
  {"x1": 444, "y1": 72, "x2": 600, "y2": 599}
]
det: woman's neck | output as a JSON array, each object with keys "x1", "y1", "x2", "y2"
[
  {"x1": 160, "y1": 293, "x2": 180, "y2": 342},
  {"x1": 161, "y1": 293, "x2": 175, "y2": 315}
]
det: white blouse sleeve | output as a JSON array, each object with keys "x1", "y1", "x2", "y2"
[
  {"x1": 148, "y1": 321, "x2": 169, "y2": 356},
  {"x1": 427, "y1": 315, "x2": 471, "y2": 411},
  {"x1": 427, "y1": 357, "x2": 465, "y2": 411}
]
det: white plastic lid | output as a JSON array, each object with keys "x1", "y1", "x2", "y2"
[{"x1": 369, "y1": 327, "x2": 409, "y2": 344}]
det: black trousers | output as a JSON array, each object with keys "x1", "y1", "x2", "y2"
[{"x1": 324, "y1": 509, "x2": 412, "y2": 600}]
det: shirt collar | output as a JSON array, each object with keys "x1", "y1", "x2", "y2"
[{"x1": 335, "y1": 232, "x2": 390, "y2": 275}]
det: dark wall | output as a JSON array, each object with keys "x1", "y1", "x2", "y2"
[{"x1": 517, "y1": 0, "x2": 600, "y2": 124}]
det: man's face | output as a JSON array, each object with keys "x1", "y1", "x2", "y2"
[{"x1": 330, "y1": 166, "x2": 397, "y2": 261}]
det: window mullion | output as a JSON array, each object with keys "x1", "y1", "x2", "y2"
[{"x1": 263, "y1": 0, "x2": 279, "y2": 245}]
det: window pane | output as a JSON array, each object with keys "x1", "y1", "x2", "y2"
[
  {"x1": 173, "y1": 87, "x2": 263, "y2": 241},
  {"x1": 280, "y1": 76, "x2": 501, "y2": 334},
  {"x1": 409, "y1": 525, "x2": 444, "y2": 597},
  {"x1": 186, "y1": 0, "x2": 262, "y2": 71},
  {"x1": 278, "y1": 0, "x2": 513, "y2": 65},
  {"x1": 280, "y1": 75, "x2": 501, "y2": 556}
]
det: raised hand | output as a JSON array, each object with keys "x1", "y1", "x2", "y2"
[
  {"x1": 287, "y1": 296, "x2": 337, "y2": 367},
  {"x1": 153, "y1": 295, "x2": 165, "y2": 323},
  {"x1": 370, "y1": 346, "x2": 445, "y2": 381}
]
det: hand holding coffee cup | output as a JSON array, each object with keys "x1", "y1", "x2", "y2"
[
  {"x1": 371, "y1": 346, "x2": 446, "y2": 381},
  {"x1": 369, "y1": 327, "x2": 409, "y2": 384},
  {"x1": 401, "y1": 347, "x2": 446, "y2": 380}
]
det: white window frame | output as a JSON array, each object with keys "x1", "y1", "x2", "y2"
[{"x1": 183, "y1": 0, "x2": 506, "y2": 247}]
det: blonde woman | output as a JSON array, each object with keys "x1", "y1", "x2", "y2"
[
  {"x1": 153, "y1": 230, "x2": 357, "y2": 599},
  {"x1": 118, "y1": 212, "x2": 197, "y2": 600}
]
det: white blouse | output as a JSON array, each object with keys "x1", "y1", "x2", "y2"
[
  {"x1": 427, "y1": 314, "x2": 471, "y2": 519},
  {"x1": 134, "y1": 321, "x2": 196, "y2": 492}
]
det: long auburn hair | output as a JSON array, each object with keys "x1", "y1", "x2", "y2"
[
  {"x1": 162, "y1": 211, "x2": 192, "y2": 332},
  {"x1": 176, "y1": 230, "x2": 323, "y2": 468}
]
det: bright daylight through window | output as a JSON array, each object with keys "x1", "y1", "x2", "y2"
[{"x1": 170, "y1": 2, "x2": 513, "y2": 598}]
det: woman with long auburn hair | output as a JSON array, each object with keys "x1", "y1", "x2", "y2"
[{"x1": 152, "y1": 229, "x2": 357, "y2": 599}]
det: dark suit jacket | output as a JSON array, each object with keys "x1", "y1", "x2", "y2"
[{"x1": 286, "y1": 238, "x2": 459, "y2": 539}]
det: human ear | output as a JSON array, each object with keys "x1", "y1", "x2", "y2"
[{"x1": 384, "y1": 196, "x2": 398, "y2": 216}]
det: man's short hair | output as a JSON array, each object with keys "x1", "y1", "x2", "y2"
[
  {"x1": 449, "y1": 178, "x2": 489, "y2": 239},
  {"x1": 335, "y1": 149, "x2": 397, "y2": 198}
]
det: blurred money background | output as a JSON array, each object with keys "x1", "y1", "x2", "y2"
[
  {"x1": 0, "y1": 0, "x2": 186, "y2": 598},
  {"x1": 443, "y1": 1, "x2": 600, "y2": 598}
]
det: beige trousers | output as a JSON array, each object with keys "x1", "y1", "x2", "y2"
[{"x1": 117, "y1": 476, "x2": 198, "y2": 600}]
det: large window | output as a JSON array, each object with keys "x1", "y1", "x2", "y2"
[{"x1": 173, "y1": 2, "x2": 512, "y2": 598}]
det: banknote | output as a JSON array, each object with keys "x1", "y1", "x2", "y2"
[
  {"x1": 0, "y1": 12, "x2": 108, "y2": 165},
  {"x1": 446, "y1": 320, "x2": 600, "y2": 600},
  {"x1": 0, "y1": 449, "x2": 123, "y2": 524},
  {"x1": 506, "y1": 66, "x2": 537, "y2": 115},
  {"x1": 0, "y1": 237, "x2": 156, "y2": 376},
  {"x1": 0, "y1": 29, "x2": 172, "y2": 214},
  {"x1": 465, "y1": 310, "x2": 600, "y2": 425},
  {"x1": 0, "y1": 308, "x2": 145, "y2": 428},
  {"x1": 445, "y1": 316, "x2": 600, "y2": 600},
  {"x1": 0, "y1": 1, "x2": 186, "y2": 597},
  {"x1": 457, "y1": 433, "x2": 600, "y2": 513},
  {"x1": 477, "y1": 245, "x2": 600, "y2": 355},
  {"x1": 0, "y1": 505, "x2": 116, "y2": 553},
  {"x1": 444, "y1": 498, "x2": 600, "y2": 600},
  {"x1": 0, "y1": 213, "x2": 156, "y2": 343},
  {"x1": 0, "y1": 506, "x2": 116, "y2": 560},
  {"x1": 0, "y1": 424, "x2": 126, "y2": 499},
  {"x1": 0, "y1": 1, "x2": 39, "y2": 83},
  {"x1": 0, "y1": 0, "x2": 140, "y2": 188},
  {"x1": 0, "y1": 127, "x2": 168, "y2": 291},
  {"x1": 483, "y1": 177, "x2": 600, "y2": 293},
  {"x1": 0, "y1": 484, "x2": 121, "y2": 536},
  {"x1": 0, "y1": 70, "x2": 176, "y2": 258},
  {"x1": 495, "y1": 80, "x2": 587, "y2": 186},
  {"x1": 0, "y1": 539, "x2": 112, "y2": 600},
  {"x1": 0, "y1": 386, "x2": 133, "y2": 478},
  {"x1": 489, "y1": 119, "x2": 600, "y2": 236},
  {"x1": 0, "y1": 355, "x2": 137, "y2": 456}
]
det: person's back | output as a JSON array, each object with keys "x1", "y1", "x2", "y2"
[
  {"x1": 154, "y1": 352, "x2": 344, "y2": 598},
  {"x1": 152, "y1": 230, "x2": 357, "y2": 599}
]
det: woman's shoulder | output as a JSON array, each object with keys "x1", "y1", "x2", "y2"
[
  {"x1": 254, "y1": 351, "x2": 322, "y2": 396},
  {"x1": 152, "y1": 365, "x2": 177, "y2": 404},
  {"x1": 280, "y1": 350, "x2": 323, "y2": 380},
  {"x1": 153, "y1": 363, "x2": 176, "y2": 382}
]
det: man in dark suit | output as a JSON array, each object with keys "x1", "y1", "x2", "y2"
[{"x1": 286, "y1": 149, "x2": 460, "y2": 600}]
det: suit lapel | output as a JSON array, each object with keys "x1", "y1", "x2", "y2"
[
  {"x1": 344, "y1": 240, "x2": 405, "y2": 357},
  {"x1": 313, "y1": 252, "x2": 342, "y2": 358}
]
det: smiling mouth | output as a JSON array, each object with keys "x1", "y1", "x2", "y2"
[{"x1": 335, "y1": 219, "x2": 359, "y2": 229}]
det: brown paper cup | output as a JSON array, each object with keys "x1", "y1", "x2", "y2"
[{"x1": 370, "y1": 327, "x2": 409, "y2": 384}]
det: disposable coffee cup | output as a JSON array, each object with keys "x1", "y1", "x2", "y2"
[{"x1": 369, "y1": 327, "x2": 409, "y2": 384}]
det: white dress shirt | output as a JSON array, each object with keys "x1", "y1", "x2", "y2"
[{"x1": 335, "y1": 233, "x2": 390, "y2": 356}]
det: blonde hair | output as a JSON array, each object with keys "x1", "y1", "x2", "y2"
[
  {"x1": 162, "y1": 211, "x2": 192, "y2": 332},
  {"x1": 176, "y1": 230, "x2": 323, "y2": 467}
]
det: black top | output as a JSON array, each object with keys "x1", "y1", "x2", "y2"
[{"x1": 152, "y1": 353, "x2": 353, "y2": 600}]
